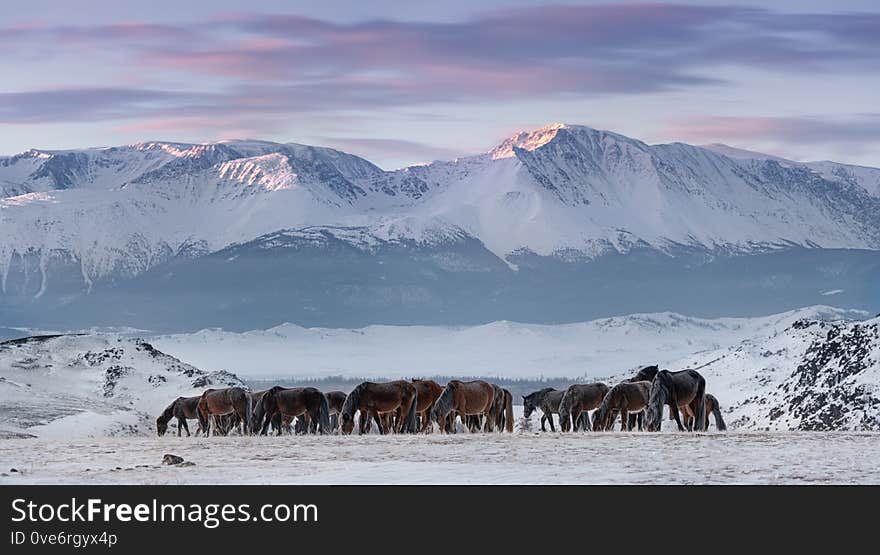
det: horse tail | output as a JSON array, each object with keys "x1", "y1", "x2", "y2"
[
  {"x1": 196, "y1": 393, "x2": 210, "y2": 436},
  {"x1": 317, "y1": 392, "x2": 331, "y2": 434},
  {"x1": 558, "y1": 389, "x2": 572, "y2": 431},
  {"x1": 504, "y1": 390, "x2": 514, "y2": 432},
  {"x1": 693, "y1": 373, "x2": 707, "y2": 432},
  {"x1": 244, "y1": 392, "x2": 253, "y2": 435},
  {"x1": 708, "y1": 394, "x2": 726, "y2": 431},
  {"x1": 404, "y1": 393, "x2": 419, "y2": 433}
]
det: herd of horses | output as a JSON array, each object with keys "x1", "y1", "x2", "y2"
[{"x1": 156, "y1": 366, "x2": 727, "y2": 437}]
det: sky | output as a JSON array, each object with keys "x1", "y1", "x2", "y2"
[{"x1": 1, "y1": 0, "x2": 879, "y2": 169}]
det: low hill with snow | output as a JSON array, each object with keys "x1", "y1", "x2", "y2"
[{"x1": 0, "y1": 334, "x2": 243, "y2": 438}]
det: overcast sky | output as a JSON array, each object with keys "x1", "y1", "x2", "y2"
[{"x1": 2, "y1": 0, "x2": 878, "y2": 168}]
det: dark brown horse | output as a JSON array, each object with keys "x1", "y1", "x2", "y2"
[
  {"x1": 558, "y1": 382, "x2": 609, "y2": 431},
  {"x1": 411, "y1": 379, "x2": 444, "y2": 433},
  {"x1": 259, "y1": 386, "x2": 331, "y2": 435},
  {"x1": 339, "y1": 381, "x2": 419, "y2": 435},
  {"x1": 682, "y1": 393, "x2": 727, "y2": 431},
  {"x1": 326, "y1": 390, "x2": 347, "y2": 432},
  {"x1": 156, "y1": 396, "x2": 203, "y2": 436},
  {"x1": 645, "y1": 369, "x2": 707, "y2": 432},
  {"x1": 430, "y1": 380, "x2": 495, "y2": 433},
  {"x1": 591, "y1": 381, "x2": 651, "y2": 431},
  {"x1": 196, "y1": 387, "x2": 252, "y2": 436}
]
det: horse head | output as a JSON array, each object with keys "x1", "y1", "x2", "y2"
[
  {"x1": 339, "y1": 385, "x2": 363, "y2": 435},
  {"x1": 429, "y1": 382, "x2": 456, "y2": 427},
  {"x1": 522, "y1": 393, "x2": 537, "y2": 419}
]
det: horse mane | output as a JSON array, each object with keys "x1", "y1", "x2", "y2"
[
  {"x1": 558, "y1": 387, "x2": 573, "y2": 417},
  {"x1": 158, "y1": 398, "x2": 180, "y2": 423},
  {"x1": 594, "y1": 386, "x2": 616, "y2": 427},
  {"x1": 341, "y1": 383, "x2": 365, "y2": 417},
  {"x1": 434, "y1": 383, "x2": 456, "y2": 417},
  {"x1": 656, "y1": 370, "x2": 677, "y2": 405},
  {"x1": 533, "y1": 387, "x2": 554, "y2": 402}
]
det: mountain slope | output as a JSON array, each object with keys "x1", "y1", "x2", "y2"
[
  {"x1": 0, "y1": 334, "x2": 243, "y2": 437},
  {"x1": 672, "y1": 316, "x2": 880, "y2": 431}
]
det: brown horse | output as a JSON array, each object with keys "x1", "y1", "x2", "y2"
[
  {"x1": 156, "y1": 395, "x2": 203, "y2": 436},
  {"x1": 430, "y1": 380, "x2": 495, "y2": 433},
  {"x1": 591, "y1": 381, "x2": 651, "y2": 431},
  {"x1": 558, "y1": 382, "x2": 609, "y2": 431},
  {"x1": 645, "y1": 369, "x2": 707, "y2": 432},
  {"x1": 339, "y1": 381, "x2": 419, "y2": 435},
  {"x1": 259, "y1": 386, "x2": 330, "y2": 435},
  {"x1": 682, "y1": 393, "x2": 727, "y2": 431},
  {"x1": 411, "y1": 379, "x2": 444, "y2": 433},
  {"x1": 326, "y1": 390, "x2": 347, "y2": 432},
  {"x1": 196, "y1": 387, "x2": 252, "y2": 436}
]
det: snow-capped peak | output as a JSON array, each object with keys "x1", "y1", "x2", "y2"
[{"x1": 489, "y1": 123, "x2": 569, "y2": 159}]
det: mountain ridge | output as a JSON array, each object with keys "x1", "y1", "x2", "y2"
[{"x1": 2, "y1": 123, "x2": 880, "y2": 330}]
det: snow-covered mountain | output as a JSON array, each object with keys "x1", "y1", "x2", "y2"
[
  {"x1": 0, "y1": 334, "x2": 244, "y2": 438},
  {"x1": 2, "y1": 124, "x2": 879, "y2": 330}
]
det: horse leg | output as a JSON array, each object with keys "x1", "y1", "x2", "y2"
[
  {"x1": 540, "y1": 414, "x2": 547, "y2": 432},
  {"x1": 179, "y1": 418, "x2": 190, "y2": 437},
  {"x1": 620, "y1": 409, "x2": 629, "y2": 432},
  {"x1": 260, "y1": 407, "x2": 274, "y2": 436},
  {"x1": 670, "y1": 404, "x2": 685, "y2": 432},
  {"x1": 358, "y1": 411, "x2": 369, "y2": 435},
  {"x1": 371, "y1": 411, "x2": 385, "y2": 435},
  {"x1": 572, "y1": 408, "x2": 582, "y2": 432}
]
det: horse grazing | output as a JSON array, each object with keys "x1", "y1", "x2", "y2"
[
  {"x1": 196, "y1": 387, "x2": 252, "y2": 436},
  {"x1": 558, "y1": 383, "x2": 609, "y2": 432},
  {"x1": 430, "y1": 380, "x2": 496, "y2": 433},
  {"x1": 325, "y1": 390, "x2": 347, "y2": 432},
  {"x1": 682, "y1": 393, "x2": 727, "y2": 431},
  {"x1": 339, "y1": 381, "x2": 419, "y2": 435},
  {"x1": 644, "y1": 369, "x2": 707, "y2": 432},
  {"x1": 259, "y1": 386, "x2": 331, "y2": 435},
  {"x1": 591, "y1": 381, "x2": 651, "y2": 431},
  {"x1": 411, "y1": 379, "x2": 444, "y2": 433},
  {"x1": 156, "y1": 396, "x2": 203, "y2": 436},
  {"x1": 522, "y1": 388, "x2": 565, "y2": 432}
]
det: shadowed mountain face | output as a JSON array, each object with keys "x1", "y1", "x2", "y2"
[{"x1": 2, "y1": 124, "x2": 880, "y2": 331}]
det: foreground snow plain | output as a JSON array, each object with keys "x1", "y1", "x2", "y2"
[{"x1": 2, "y1": 429, "x2": 877, "y2": 485}]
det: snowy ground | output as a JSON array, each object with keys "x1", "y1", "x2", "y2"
[{"x1": 2, "y1": 431, "x2": 877, "y2": 485}]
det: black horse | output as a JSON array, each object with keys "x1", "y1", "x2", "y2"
[
  {"x1": 644, "y1": 369, "x2": 707, "y2": 432},
  {"x1": 522, "y1": 388, "x2": 565, "y2": 432}
]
